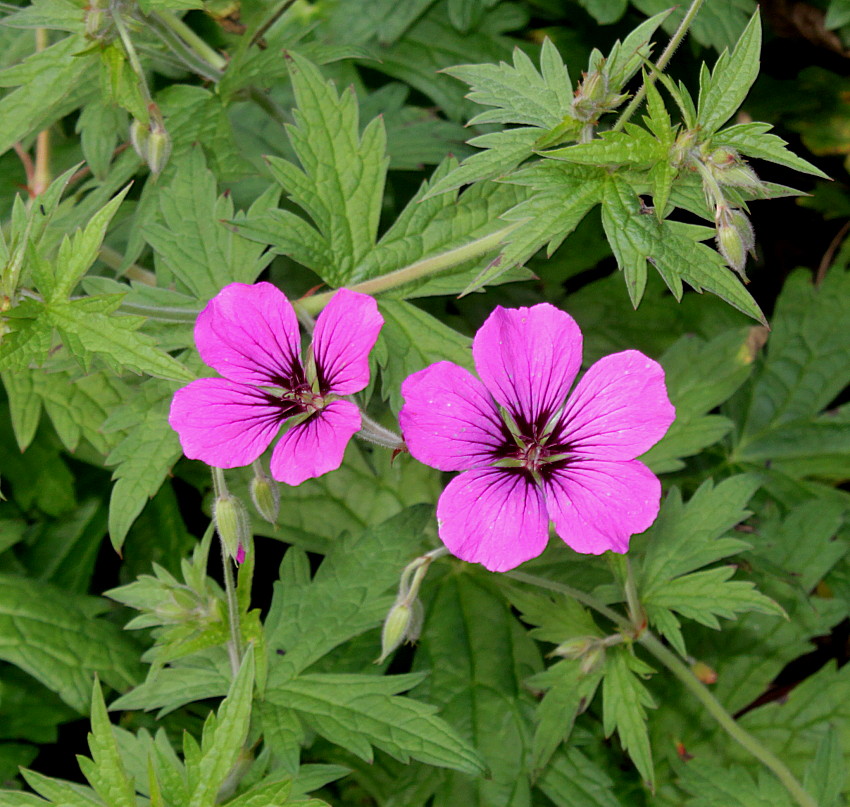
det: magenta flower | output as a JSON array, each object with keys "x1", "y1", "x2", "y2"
[
  {"x1": 399, "y1": 304, "x2": 675, "y2": 572},
  {"x1": 169, "y1": 282, "x2": 383, "y2": 486}
]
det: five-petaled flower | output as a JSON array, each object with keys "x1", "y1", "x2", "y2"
[
  {"x1": 399, "y1": 304, "x2": 675, "y2": 572},
  {"x1": 169, "y1": 282, "x2": 383, "y2": 486}
]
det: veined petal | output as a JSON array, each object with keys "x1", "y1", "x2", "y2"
[
  {"x1": 558, "y1": 350, "x2": 675, "y2": 461},
  {"x1": 270, "y1": 400, "x2": 361, "y2": 486},
  {"x1": 312, "y1": 289, "x2": 383, "y2": 395},
  {"x1": 472, "y1": 304, "x2": 582, "y2": 428},
  {"x1": 436, "y1": 468, "x2": 549, "y2": 572},
  {"x1": 169, "y1": 378, "x2": 286, "y2": 468},
  {"x1": 544, "y1": 459, "x2": 661, "y2": 555},
  {"x1": 400, "y1": 361, "x2": 505, "y2": 472},
  {"x1": 195, "y1": 282, "x2": 302, "y2": 387}
]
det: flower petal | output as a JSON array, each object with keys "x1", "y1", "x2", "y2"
[
  {"x1": 169, "y1": 378, "x2": 286, "y2": 468},
  {"x1": 270, "y1": 400, "x2": 361, "y2": 486},
  {"x1": 558, "y1": 350, "x2": 675, "y2": 461},
  {"x1": 312, "y1": 289, "x2": 383, "y2": 395},
  {"x1": 544, "y1": 459, "x2": 661, "y2": 555},
  {"x1": 436, "y1": 468, "x2": 549, "y2": 572},
  {"x1": 399, "y1": 361, "x2": 505, "y2": 472},
  {"x1": 472, "y1": 304, "x2": 583, "y2": 428},
  {"x1": 195, "y1": 282, "x2": 302, "y2": 387}
]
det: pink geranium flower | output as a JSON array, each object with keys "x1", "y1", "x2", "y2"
[
  {"x1": 169, "y1": 282, "x2": 383, "y2": 486},
  {"x1": 399, "y1": 304, "x2": 675, "y2": 572}
]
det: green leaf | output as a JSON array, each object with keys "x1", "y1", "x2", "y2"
[
  {"x1": 103, "y1": 384, "x2": 182, "y2": 552},
  {"x1": 0, "y1": 574, "x2": 141, "y2": 712},
  {"x1": 735, "y1": 268, "x2": 850, "y2": 458},
  {"x1": 416, "y1": 572, "x2": 541, "y2": 806},
  {"x1": 48, "y1": 187, "x2": 129, "y2": 302},
  {"x1": 78, "y1": 680, "x2": 137, "y2": 807},
  {"x1": 266, "y1": 672, "x2": 485, "y2": 774},
  {"x1": 802, "y1": 727, "x2": 844, "y2": 807},
  {"x1": 0, "y1": 35, "x2": 97, "y2": 157},
  {"x1": 537, "y1": 748, "x2": 624, "y2": 807},
  {"x1": 490, "y1": 162, "x2": 604, "y2": 283},
  {"x1": 422, "y1": 127, "x2": 540, "y2": 198},
  {"x1": 601, "y1": 647, "x2": 655, "y2": 787},
  {"x1": 638, "y1": 476, "x2": 763, "y2": 655},
  {"x1": 697, "y1": 12, "x2": 762, "y2": 133},
  {"x1": 77, "y1": 99, "x2": 126, "y2": 182},
  {"x1": 21, "y1": 769, "x2": 102, "y2": 806},
  {"x1": 526, "y1": 660, "x2": 602, "y2": 775},
  {"x1": 109, "y1": 653, "x2": 230, "y2": 716},
  {"x1": 244, "y1": 441, "x2": 440, "y2": 554},
  {"x1": 143, "y1": 149, "x2": 274, "y2": 300},
  {"x1": 601, "y1": 174, "x2": 765, "y2": 321},
  {"x1": 351, "y1": 160, "x2": 528, "y2": 291},
  {"x1": 262, "y1": 53, "x2": 388, "y2": 286},
  {"x1": 376, "y1": 300, "x2": 472, "y2": 411},
  {"x1": 738, "y1": 663, "x2": 850, "y2": 781},
  {"x1": 676, "y1": 761, "x2": 792, "y2": 807},
  {"x1": 443, "y1": 38, "x2": 571, "y2": 129},
  {"x1": 188, "y1": 648, "x2": 255, "y2": 807},
  {"x1": 542, "y1": 126, "x2": 664, "y2": 167},
  {"x1": 45, "y1": 297, "x2": 195, "y2": 382},
  {"x1": 641, "y1": 328, "x2": 755, "y2": 472},
  {"x1": 373, "y1": 3, "x2": 527, "y2": 122},
  {"x1": 265, "y1": 506, "x2": 431, "y2": 679},
  {"x1": 711, "y1": 122, "x2": 829, "y2": 178}
]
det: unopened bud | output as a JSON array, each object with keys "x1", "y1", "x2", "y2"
[
  {"x1": 250, "y1": 469, "x2": 280, "y2": 524},
  {"x1": 706, "y1": 148, "x2": 765, "y2": 194},
  {"x1": 377, "y1": 598, "x2": 423, "y2": 664},
  {"x1": 129, "y1": 117, "x2": 172, "y2": 176},
  {"x1": 580, "y1": 644, "x2": 606, "y2": 676},
  {"x1": 129, "y1": 119, "x2": 149, "y2": 162},
  {"x1": 85, "y1": 0, "x2": 111, "y2": 40},
  {"x1": 715, "y1": 204, "x2": 755, "y2": 279},
  {"x1": 214, "y1": 494, "x2": 250, "y2": 563},
  {"x1": 146, "y1": 122, "x2": 171, "y2": 175},
  {"x1": 552, "y1": 636, "x2": 597, "y2": 660}
]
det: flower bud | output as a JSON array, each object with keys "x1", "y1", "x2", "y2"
[
  {"x1": 213, "y1": 494, "x2": 250, "y2": 563},
  {"x1": 552, "y1": 636, "x2": 597, "y2": 660},
  {"x1": 580, "y1": 644, "x2": 606, "y2": 676},
  {"x1": 129, "y1": 117, "x2": 172, "y2": 176},
  {"x1": 715, "y1": 204, "x2": 755, "y2": 279},
  {"x1": 377, "y1": 597, "x2": 423, "y2": 664},
  {"x1": 250, "y1": 469, "x2": 280, "y2": 524},
  {"x1": 85, "y1": 0, "x2": 111, "y2": 40},
  {"x1": 129, "y1": 119, "x2": 149, "y2": 162}
]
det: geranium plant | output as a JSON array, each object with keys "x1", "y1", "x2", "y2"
[{"x1": 0, "y1": 2, "x2": 846, "y2": 807}]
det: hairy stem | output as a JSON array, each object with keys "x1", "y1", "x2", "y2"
[
  {"x1": 297, "y1": 223, "x2": 519, "y2": 315},
  {"x1": 611, "y1": 0, "x2": 707, "y2": 133},
  {"x1": 152, "y1": 10, "x2": 227, "y2": 73},
  {"x1": 507, "y1": 570, "x2": 817, "y2": 807},
  {"x1": 111, "y1": 8, "x2": 154, "y2": 107},
  {"x1": 211, "y1": 467, "x2": 244, "y2": 677},
  {"x1": 32, "y1": 29, "x2": 51, "y2": 196},
  {"x1": 639, "y1": 634, "x2": 818, "y2": 807}
]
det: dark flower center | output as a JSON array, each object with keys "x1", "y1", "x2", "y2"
[{"x1": 494, "y1": 410, "x2": 572, "y2": 481}]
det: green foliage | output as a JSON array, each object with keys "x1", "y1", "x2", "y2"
[{"x1": 0, "y1": 3, "x2": 841, "y2": 806}]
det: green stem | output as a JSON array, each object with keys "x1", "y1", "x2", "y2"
[
  {"x1": 611, "y1": 0, "x2": 707, "y2": 133},
  {"x1": 110, "y1": 8, "x2": 154, "y2": 107},
  {"x1": 152, "y1": 10, "x2": 227, "y2": 73},
  {"x1": 297, "y1": 223, "x2": 519, "y2": 315},
  {"x1": 639, "y1": 634, "x2": 818, "y2": 807},
  {"x1": 211, "y1": 467, "x2": 244, "y2": 677},
  {"x1": 507, "y1": 571, "x2": 817, "y2": 807}
]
